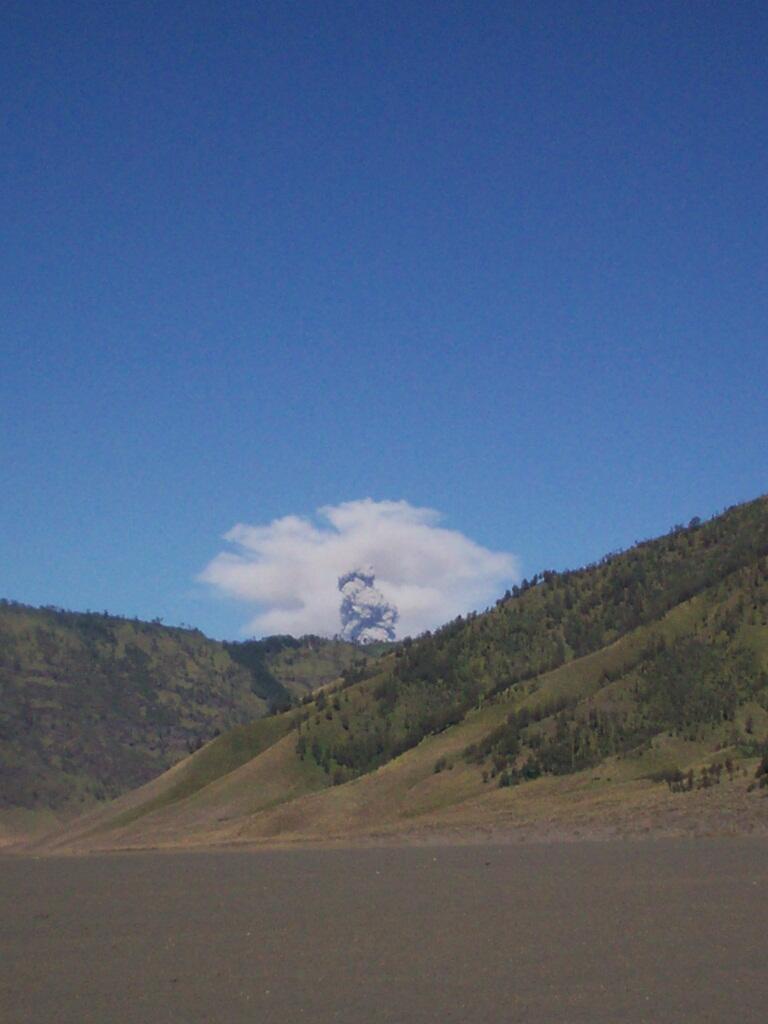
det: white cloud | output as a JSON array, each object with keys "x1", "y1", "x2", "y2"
[{"x1": 199, "y1": 498, "x2": 519, "y2": 638}]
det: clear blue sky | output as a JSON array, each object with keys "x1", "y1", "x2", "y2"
[{"x1": 2, "y1": 1, "x2": 767, "y2": 638}]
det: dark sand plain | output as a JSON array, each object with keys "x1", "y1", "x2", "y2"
[{"x1": 1, "y1": 838, "x2": 766, "y2": 1024}]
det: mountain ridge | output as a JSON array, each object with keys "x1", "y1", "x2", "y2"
[{"x1": 18, "y1": 493, "x2": 768, "y2": 852}]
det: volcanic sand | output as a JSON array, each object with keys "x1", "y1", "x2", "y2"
[{"x1": 2, "y1": 838, "x2": 766, "y2": 1024}]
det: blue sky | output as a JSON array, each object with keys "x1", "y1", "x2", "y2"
[{"x1": 2, "y1": 1, "x2": 767, "y2": 638}]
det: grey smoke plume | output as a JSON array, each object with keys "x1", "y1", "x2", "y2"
[
  {"x1": 200, "y1": 498, "x2": 517, "y2": 638},
  {"x1": 338, "y1": 565, "x2": 399, "y2": 643}
]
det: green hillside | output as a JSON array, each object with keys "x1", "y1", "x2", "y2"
[
  {"x1": 30, "y1": 494, "x2": 768, "y2": 853},
  {"x1": 291, "y1": 495, "x2": 768, "y2": 783},
  {"x1": 0, "y1": 604, "x2": 367, "y2": 816}
]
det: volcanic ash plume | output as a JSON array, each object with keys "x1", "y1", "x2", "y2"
[{"x1": 338, "y1": 566, "x2": 398, "y2": 643}]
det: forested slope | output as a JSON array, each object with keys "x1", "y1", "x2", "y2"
[
  {"x1": 0, "y1": 604, "x2": 367, "y2": 814},
  {"x1": 293, "y1": 495, "x2": 768, "y2": 783}
]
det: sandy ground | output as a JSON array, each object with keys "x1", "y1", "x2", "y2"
[{"x1": 1, "y1": 838, "x2": 767, "y2": 1024}]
